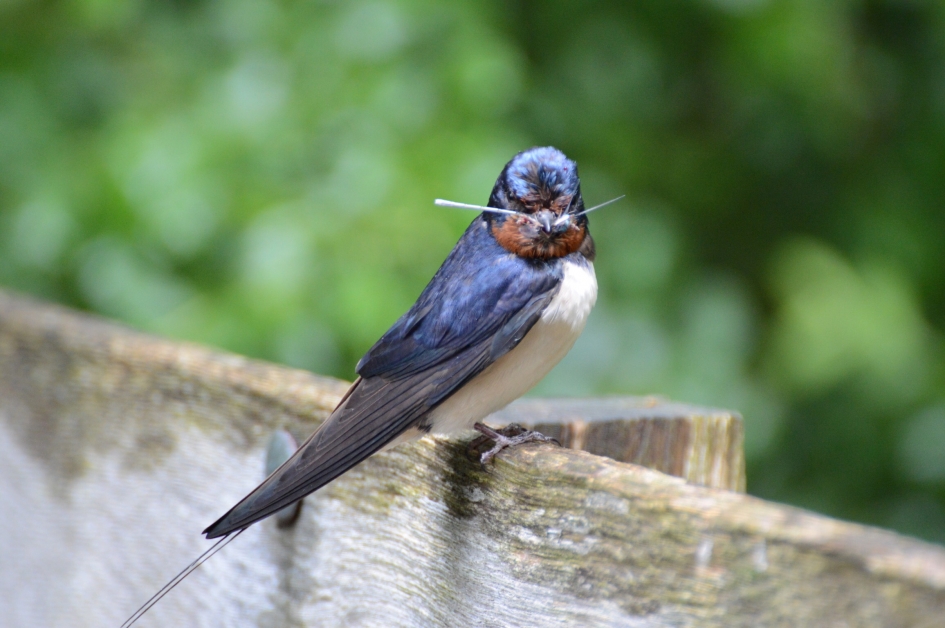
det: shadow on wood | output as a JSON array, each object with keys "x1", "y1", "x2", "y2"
[{"x1": 1, "y1": 290, "x2": 944, "y2": 627}]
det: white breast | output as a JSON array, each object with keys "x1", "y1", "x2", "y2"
[{"x1": 427, "y1": 259, "x2": 597, "y2": 435}]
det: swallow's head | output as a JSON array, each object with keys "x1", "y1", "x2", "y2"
[{"x1": 486, "y1": 147, "x2": 592, "y2": 260}]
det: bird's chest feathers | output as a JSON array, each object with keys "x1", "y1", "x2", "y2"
[
  {"x1": 536, "y1": 259, "x2": 598, "y2": 330},
  {"x1": 427, "y1": 260, "x2": 597, "y2": 434}
]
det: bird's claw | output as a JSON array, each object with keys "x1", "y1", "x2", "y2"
[{"x1": 471, "y1": 422, "x2": 560, "y2": 465}]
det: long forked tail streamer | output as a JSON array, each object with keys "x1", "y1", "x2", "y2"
[{"x1": 119, "y1": 529, "x2": 244, "y2": 627}]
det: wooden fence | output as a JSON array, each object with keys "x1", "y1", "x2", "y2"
[{"x1": 1, "y1": 290, "x2": 943, "y2": 627}]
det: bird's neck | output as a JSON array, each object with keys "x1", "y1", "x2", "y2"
[{"x1": 490, "y1": 219, "x2": 590, "y2": 260}]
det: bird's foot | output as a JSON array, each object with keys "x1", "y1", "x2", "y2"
[{"x1": 471, "y1": 422, "x2": 560, "y2": 465}]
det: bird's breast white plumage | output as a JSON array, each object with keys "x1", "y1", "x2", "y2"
[{"x1": 425, "y1": 259, "x2": 597, "y2": 435}]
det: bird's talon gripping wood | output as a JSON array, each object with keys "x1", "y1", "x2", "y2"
[{"x1": 473, "y1": 422, "x2": 561, "y2": 465}]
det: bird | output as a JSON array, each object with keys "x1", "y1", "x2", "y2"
[{"x1": 121, "y1": 146, "x2": 612, "y2": 626}]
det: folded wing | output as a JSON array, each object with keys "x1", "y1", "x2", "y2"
[{"x1": 203, "y1": 222, "x2": 560, "y2": 537}]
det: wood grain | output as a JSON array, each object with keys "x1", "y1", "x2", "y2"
[{"x1": 1, "y1": 290, "x2": 943, "y2": 628}]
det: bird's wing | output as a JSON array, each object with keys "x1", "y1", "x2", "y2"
[
  {"x1": 355, "y1": 233, "x2": 558, "y2": 385},
  {"x1": 203, "y1": 226, "x2": 560, "y2": 537}
]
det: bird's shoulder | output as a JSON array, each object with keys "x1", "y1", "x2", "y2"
[{"x1": 356, "y1": 218, "x2": 564, "y2": 379}]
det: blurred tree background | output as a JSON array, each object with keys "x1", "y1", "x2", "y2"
[{"x1": 1, "y1": 0, "x2": 943, "y2": 542}]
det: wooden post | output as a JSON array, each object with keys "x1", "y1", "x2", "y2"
[
  {"x1": 494, "y1": 397, "x2": 745, "y2": 492},
  {"x1": 1, "y1": 290, "x2": 943, "y2": 627}
]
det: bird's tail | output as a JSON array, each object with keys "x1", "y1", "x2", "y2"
[{"x1": 119, "y1": 529, "x2": 244, "y2": 627}]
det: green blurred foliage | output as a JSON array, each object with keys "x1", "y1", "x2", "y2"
[{"x1": 1, "y1": 0, "x2": 943, "y2": 542}]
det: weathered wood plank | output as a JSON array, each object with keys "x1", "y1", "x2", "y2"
[
  {"x1": 493, "y1": 397, "x2": 745, "y2": 492},
  {"x1": 1, "y1": 290, "x2": 944, "y2": 628}
]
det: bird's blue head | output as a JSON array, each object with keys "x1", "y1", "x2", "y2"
[
  {"x1": 489, "y1": 147, "x2": 584, "y2": 218},
  {"x1": 485, "y1": 147, "x2": 593, "y2": 260}
]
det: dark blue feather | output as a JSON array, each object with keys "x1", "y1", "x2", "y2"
[{"x1": 356, "y1": 217, "x2": 562, "y2": 380}]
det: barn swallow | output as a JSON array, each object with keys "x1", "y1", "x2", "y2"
[{"x1": 121, "y1": 146, "x2": 610, "y2": 626}]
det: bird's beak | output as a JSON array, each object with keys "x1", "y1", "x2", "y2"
[{"x1": 536, "y1": 210, "x2": 555, "y2": 234}]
